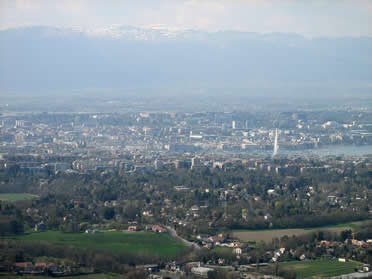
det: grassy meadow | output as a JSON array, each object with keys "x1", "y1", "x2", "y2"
[
  {"x1": 6, "y1": 230, "x2": 186, "y2": 257},
  {"x1": 0, "y1": 273, "x2": 121, "y2": 279},
  {"x1": 0, "y1": 193, "x2": 39, "y2": 202},
  {"x1": 278, "y1": 259, "x2": 362, "y2": 278},
  {"x1": 233, "y1": 222, "x2": 363, "y2": 242}
]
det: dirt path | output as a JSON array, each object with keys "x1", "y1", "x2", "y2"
[{"x1": 165, "y1": 226, "x2": 201, "y2": 250}]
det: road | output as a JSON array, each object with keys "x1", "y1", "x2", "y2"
[{"x1": 165, "y1": 226, "x2": 201, "y2": 250}]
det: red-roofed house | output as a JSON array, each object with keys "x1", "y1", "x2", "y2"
[{"x1": 152, "y1": 225, "x2": 167, "y2": 233}]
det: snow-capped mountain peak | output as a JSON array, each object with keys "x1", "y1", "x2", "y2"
[{"x1": 83, "y1": 25, "x2": 207, "y2": 41}]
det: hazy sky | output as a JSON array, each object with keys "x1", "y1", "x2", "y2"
[{"x1": 1, "y1": 0, "x2": 372, "y2": 37}]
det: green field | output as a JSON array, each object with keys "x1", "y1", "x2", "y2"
[
  {"x1": 213, "y1": 246, "x2": 233, "y2": 253},
  {"x1": 279, "y1": 260, "x2": 362, "y2": 278},
  {"x1": 0, "y1": 193, "x2": 39, "y2": 202},
  {"x1": 7, "y1": 230, "x2": 186, "y2": 257},
  {"x1": 233, "y1": 221, "x2": 364, "y2": 242},
  {"x1": 0, "y1": 273, "x2": 121, "y2": 279},
  {"x1": 303, "y1": 222, "x2": 362, "y2": 231}
]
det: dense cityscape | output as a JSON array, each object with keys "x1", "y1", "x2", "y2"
[{"x1": 1, "y1": 109, "x2": 372, "y2": 173}]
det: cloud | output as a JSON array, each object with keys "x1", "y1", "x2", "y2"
[{"x1": 15, "y1": 0, "x2": 34, "y2": 9}]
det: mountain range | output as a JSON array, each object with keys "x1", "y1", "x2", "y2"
[{"x1": 0, "y1": 25, "x2": 371, "y2": 97}]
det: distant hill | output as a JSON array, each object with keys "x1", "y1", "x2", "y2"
[{"x1": 0, "y1": 26, "x2": 371, "y2": 97}]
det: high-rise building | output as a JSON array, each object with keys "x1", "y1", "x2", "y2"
[{"x1": 191, "y1": 157, "x2": 200, "y2": 169}]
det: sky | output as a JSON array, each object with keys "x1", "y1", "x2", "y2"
[{"x1": 0, "y1": 0, "x2": 372, "y2": 37}]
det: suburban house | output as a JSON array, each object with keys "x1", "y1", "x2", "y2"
[
  {"x1": 34, "y1": 221, "x2": 47, "y2": 232},
  {"x1": 152, "y1": 225, "x2": 167, "y2": 233},
  {"x1": 128, "y1": 226, "x2": 138, "y2": 232}
]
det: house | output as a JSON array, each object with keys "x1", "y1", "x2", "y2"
[
  {"x1": 128, "y1": 226, "x2": 137, "y2": 232},
  {"x1": 208, "y1": 234, "x2": 225, "y2": 244},
  {"x1": 197, "y1": 234, "x2": 209, "y2": 240},
  {"x1": 104, "y1": 201, "x2": 111, "y2": 207},
  {"x1": 267, "y1": 189, "x2": 275, "y2": 195},
  {"x1": 152, "y1": 225, "x2": 167, "y2": 233},
  {"x1": 191, "y1": 267, "x2": 215, "y2": 278},
  {"x1": 14, "y1": 262, "x2": 33, "y2": 269},
  {"x1": 203, "y1": 243, "x2": 213, "y2": 249},
  {"x1": 319, "y1": 240, "x2": 331, "y2": 247},
  {"x1": 13, "y1": 262, "x2": 37, "y2": 274},
  {"x1": 191, "y1": 205, "x2": 199, "y2": 211},
  {"x1": 142, "y1": 211, "x2": 153, "y2": 217},
  {"x1": 148, "y1": 275, "x2": 162, "y2": 279},
  {"x1": 327, "y1": 195, "x2": 338, "y2": 204},
  {"x1": 34, "y1": 221, "x2": 47, "y2": 232},
  {"x1": 48, "y1": 265, "x2": 65, "y2": 275},
  {"x1": 185, "y1": 262, "x2": 201, "y2": 269},
  {"x1": 300, "y1": 254, "x2": 307, "y2": 261},
  {"x1": 85, "y1": 229, "x2": 101, "y2": 234},
  {"x1": 234, "y1": 247, "x2": 242, "y2": 255},
  {"x1": 279, "y1": 248, "x2": 286, "y2": 254},
  {"x1": 351, "y1": 239, "x2": 367, "y2": 247},
  {"x1": 140, "y1": 264, "x2": 160, "y2": 273},
  {"x1": 264, "y1": 214, "x2": 272, "y2": 220},
  {"x1": 166, "y1": 261, "x2": 183, "y2": 272},
  {"x1": 358, "y1": 264, "x2": 371, "y2": 273},
  {"x1": 232, "y1": 242, "x2": 241, "y2": 248}
]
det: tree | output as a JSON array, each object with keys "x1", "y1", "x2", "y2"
[{"x1": 104, "y1": 207, "x2": 115, "y2": 220}]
